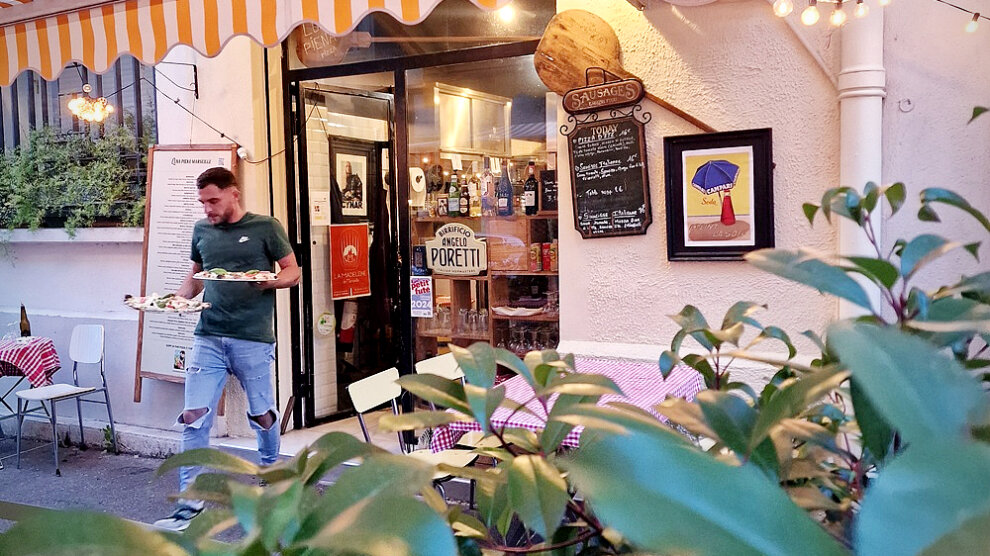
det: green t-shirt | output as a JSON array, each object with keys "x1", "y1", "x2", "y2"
[{"x1": 190, "y1": 213, "x2": 293, "y2": 343}]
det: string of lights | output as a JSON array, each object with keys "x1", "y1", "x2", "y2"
[{"x1": 773, "y1": 0, "x2": 986, "y2": 32}]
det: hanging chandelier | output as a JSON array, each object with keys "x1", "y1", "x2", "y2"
[{"x1": 67, "y1": 84, "x2": 115, "y2": 123}]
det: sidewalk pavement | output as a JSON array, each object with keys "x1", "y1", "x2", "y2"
[{"x1": 0, "y1": 436, "x2": 178, "y2": 534}]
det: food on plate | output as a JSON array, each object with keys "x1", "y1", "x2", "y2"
[
  {"x1": 124, "y1": 293, "x2": 210, "y2": 313},
  {"x1": 193, "y1": 268, "x2": 278, "y2": 281}
]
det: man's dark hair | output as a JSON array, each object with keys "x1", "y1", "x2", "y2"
[{"x1": 196, "y1": 167, "x2": 238, "y2": 190}]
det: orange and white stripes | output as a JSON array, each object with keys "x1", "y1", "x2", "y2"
[{"x1": 0, "y1": 0, "x2": 508, "y2": 85}]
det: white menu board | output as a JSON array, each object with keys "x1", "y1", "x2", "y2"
[{"x1": 134, "y1": 145, "x2": 237, "y2": 401}]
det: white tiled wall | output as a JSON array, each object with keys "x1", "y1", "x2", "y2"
[{"x1": 308, "y1": 106, "x2": 337, "y2": 418}]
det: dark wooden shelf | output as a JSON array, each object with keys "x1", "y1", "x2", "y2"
[
  {"x1": 431, "y1": 274, "x2": 489, "y2": 281},
  {"x1": 490, "y1": 270, "x2": 558, "y2": 277},
  {"x1": 491, "y1": 312, "x2": 558, "y2": 322}
]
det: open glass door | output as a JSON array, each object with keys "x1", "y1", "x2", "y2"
[{"x1": 293, "y1": 73, "x2": 399, "y2": 425}]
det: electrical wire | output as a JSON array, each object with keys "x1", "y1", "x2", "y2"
[
  {"x1": 152, "y1": 67, "x2": 197, "y2": 94},
  {"x1": 932, "y1": 0, "x2": 989, "y2": 22}
]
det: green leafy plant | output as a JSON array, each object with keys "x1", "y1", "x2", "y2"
[
  {"x1": 0, "y1": 182, "x2": 987, "y2": 555},
  {"x1": 0, "y1": 123, "x2": 149, "y2": 235}
]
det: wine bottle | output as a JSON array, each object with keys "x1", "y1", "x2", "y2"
[
  {"x1": 524, "y1": 161, "x2": 539, "y2": 215},
  {"x1": 480, "y1": 157, "x2": 494, "y2": 216},
  {"x1": 447, "y1": 171, "x2": 460, "y2": 217},
  {"x1": 496, "y1": 160, "x2": 513, "y2": 217},
  {"x1": 459, "y1": 183, "x2": 469, "y2": 216},
  {"x1": 19, "y1": 303, "x2": 31, "y2": 337}
]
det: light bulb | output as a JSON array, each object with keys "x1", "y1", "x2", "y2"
[
  {"x1": 829, "y1": 4, "x2": 848, "y2": 26},
  {"x1": 773, "y1": 0, "x2": 794, "y2": 17},
  {"x1": 878, "y1": 0, "x2": 891, "y2": 6},
  {"x1": 966, "y1": 13, "x2": 979, "y2": 33},
  {"x1": 854, "y1": 0, "x2": 869, "y2": 18},
  {"x1": 801, "y1": 2, "x2": 820, "y2": 25}
]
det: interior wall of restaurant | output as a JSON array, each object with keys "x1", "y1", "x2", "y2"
[
  {"x1": 555, "y1": 0, "x2": 840, "y2": 363},
  {"x1": 880, "y1": 1, "x2": 990, "y2": 295}
]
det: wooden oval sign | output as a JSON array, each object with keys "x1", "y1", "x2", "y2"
[{"x1": 562, "y1": 78, "x2": 645, "y2": 114}]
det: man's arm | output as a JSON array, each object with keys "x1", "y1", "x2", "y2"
[
  {"x1": 176, "y1": 262, "x2": 204, "y2": 299},
  {"x1": 257, "y1": 253, "x2": 300, "y2": 290}
]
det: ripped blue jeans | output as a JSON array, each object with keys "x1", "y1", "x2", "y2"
[{"x1": 178, "y1": 335, "x2": 279, "y2": 493}]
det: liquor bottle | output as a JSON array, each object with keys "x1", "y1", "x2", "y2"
[
  {"x1": 480, "y1": 157, "x2": 494, "y2": 216},
  {"x1": 496, "y1": 160, "x2": 513, "y2": 217},
  {"x1": 447, "y1": 171, "x2": 460, "y2": 217},
  {"x1": 459, "y1": 183, "x2": 469, "y2": 216},
  {"x1": 524, "y1": 161, "x2": 539, "y2": 215},
  {"x1": 468, "y1": 174, "x2": 482, "y2": 218},
  {"x1": 19, "y1": 304, "x2": 31, "y2": 337}
]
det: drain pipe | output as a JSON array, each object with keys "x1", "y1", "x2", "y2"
[{"x1": 837, "y1": 8, "x2": 885, "y2": 318}]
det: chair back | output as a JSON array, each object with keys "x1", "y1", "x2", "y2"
[
  {"x1": 414, "y1": 352, "x2": 463, "y2": 381},
  {"x1": 347, "y1": 367, "x2": 401, "y2": 413},
  {"x1": 69, "y1": 325, "x2": 104, "y2": 365}
]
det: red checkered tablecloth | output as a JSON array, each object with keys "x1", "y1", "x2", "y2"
[
  {"x1": 0, "y1": 336, "x2": 61, "y2": 388},
  {"x1": 430, "y1": 356, "x2": 704, "y2": 452}
]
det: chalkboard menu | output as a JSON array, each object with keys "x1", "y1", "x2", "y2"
[
  {"x1": 539, "y1": 170, "x2": 558, "y2": 212},
  {"x1": 568, "y1": 116, "x2": 652, "y2": 238}
]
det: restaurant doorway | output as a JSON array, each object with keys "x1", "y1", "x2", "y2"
[
  {"x1": 280, "y1": 2, "x2": 555, "y2": 430},
  {"x1": 287, "y1": 75, "x2": 401, "y2": 426}
]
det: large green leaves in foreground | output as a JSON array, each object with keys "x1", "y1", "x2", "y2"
[
  {"x1": 855, "y1": 440, "x2": 990, "y2": 555},
  {"x1": 561, "y1": 413, "x2": 845, "y2": 556},
  {"x1": 829, "y1": 322, "x2": 989, "y2": 444},
  {"x1": 0, "y1": 512, "x2": 187, "y2": 556}
]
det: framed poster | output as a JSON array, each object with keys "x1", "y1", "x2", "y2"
[
  {"x1": 134, "y1": 144, "x2": 237, "y2": 401},
  {"x1": 332, "y1": 138, "x2": 374, "y2": 217},
  {"x1": 663, "y1": 129, "x2": 774, "y2": 261},
  {"x1": 330, "y1": 223, "x2": 371, "y2": 299}
]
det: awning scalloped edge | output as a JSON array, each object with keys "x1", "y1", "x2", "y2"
[{"x1": 0, "y1": 0, "x2": 510, "y2": 86}]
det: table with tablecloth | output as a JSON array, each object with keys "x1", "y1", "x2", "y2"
[
  {"x1": 430, "y1": 356, "x2": 704, "y2": 452},
  {"x1": 0, "y1": 336, "x2": 61, "y2": 416}
]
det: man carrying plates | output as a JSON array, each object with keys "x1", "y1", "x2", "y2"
[{"x1": 155, "y1": 167, "x2": 300, "y2": 531}]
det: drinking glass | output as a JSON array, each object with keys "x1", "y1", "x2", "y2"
[
  {"x1": 478, "y1": 311, "x2": 489, "y2": 334},
  {"x1": 458, "y1": 308, "x2": 469, "y2": 334},
  {"x1": 467, "y1": 310, "x2": 479, "y2": 335}
]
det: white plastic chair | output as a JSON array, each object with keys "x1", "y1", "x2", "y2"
[
  {"x1": 16, "y1": 324, "x2": 117, "y2": 475},
  {"x1": 414, "y1": 354, "x2": 496, "y2": 450},
  {"x1": 347, "y1": 367, "x2": 476, "y2": 500}
]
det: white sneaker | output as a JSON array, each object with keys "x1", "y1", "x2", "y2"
[{"x1": 153, "y1": 503, "x2": 204, "y2": 532}]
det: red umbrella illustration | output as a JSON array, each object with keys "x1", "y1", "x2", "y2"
[{"x1": 691, "y1": 160, "x2": 740, "y2": 226}]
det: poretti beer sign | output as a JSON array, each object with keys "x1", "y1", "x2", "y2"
[{"x1": 425, "y1": 223, "x2": 487, "y2": 276}]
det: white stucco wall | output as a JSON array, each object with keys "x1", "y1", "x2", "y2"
[
  {"x1": 0, "y1": 229, "x2": 185, "y2": 442},
  {"x1": 556, "y1": 0, "x2": 840, "y2": 366},
  {"x1": 881, "y1": 1, "x2": 990, "y2": 287}
]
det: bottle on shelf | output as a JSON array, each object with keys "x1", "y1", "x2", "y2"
[
  {"x1": 480, "y1": 157, "x2": 495, "y2": 216},
  {"x1": 524, "y1": 161, "x2": 539, "y2": 215},
  {"x1": 496, "y1": 159, "x2": 513, "y2": 217},
  {"x1": 469, "y1": 177, "x2": 482, "y2": 218},
  {"x1": 459, "y1": 181, "x2": 469, "y2": 216},
  {"x1": 447, "y1": 170, "x2": 460, "y2": 217}
]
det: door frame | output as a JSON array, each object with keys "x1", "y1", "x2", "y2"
[{"x1": 281, "y1": 40, "x2": 540, "y2": 429}]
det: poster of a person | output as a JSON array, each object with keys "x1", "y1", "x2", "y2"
[{"x1": 337, "y1": 153, "x2": 367, "y2": 216}]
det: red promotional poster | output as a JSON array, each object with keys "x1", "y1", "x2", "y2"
[{"x1": 330, "y1": 223, "x2": 371, "y2": 300}]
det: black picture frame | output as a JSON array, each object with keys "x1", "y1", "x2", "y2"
[
  {"x1": 663, "y1": 128, "x2": 774, "y2": 261},
  {"x1": 331, "y1": 137, "x2": 377, "y2": 218}
]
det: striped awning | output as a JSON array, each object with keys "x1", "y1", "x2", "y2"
[{"x1": 0, "y1": 0, "x2": 509, "y2": 86}]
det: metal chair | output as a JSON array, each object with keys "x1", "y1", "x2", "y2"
[
  {"x1": 16, "y1": 324, "x2": 117, "y2": 475},
  {"x1": 347, "y1": 367, "x2": 476, "y2": 501}
]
